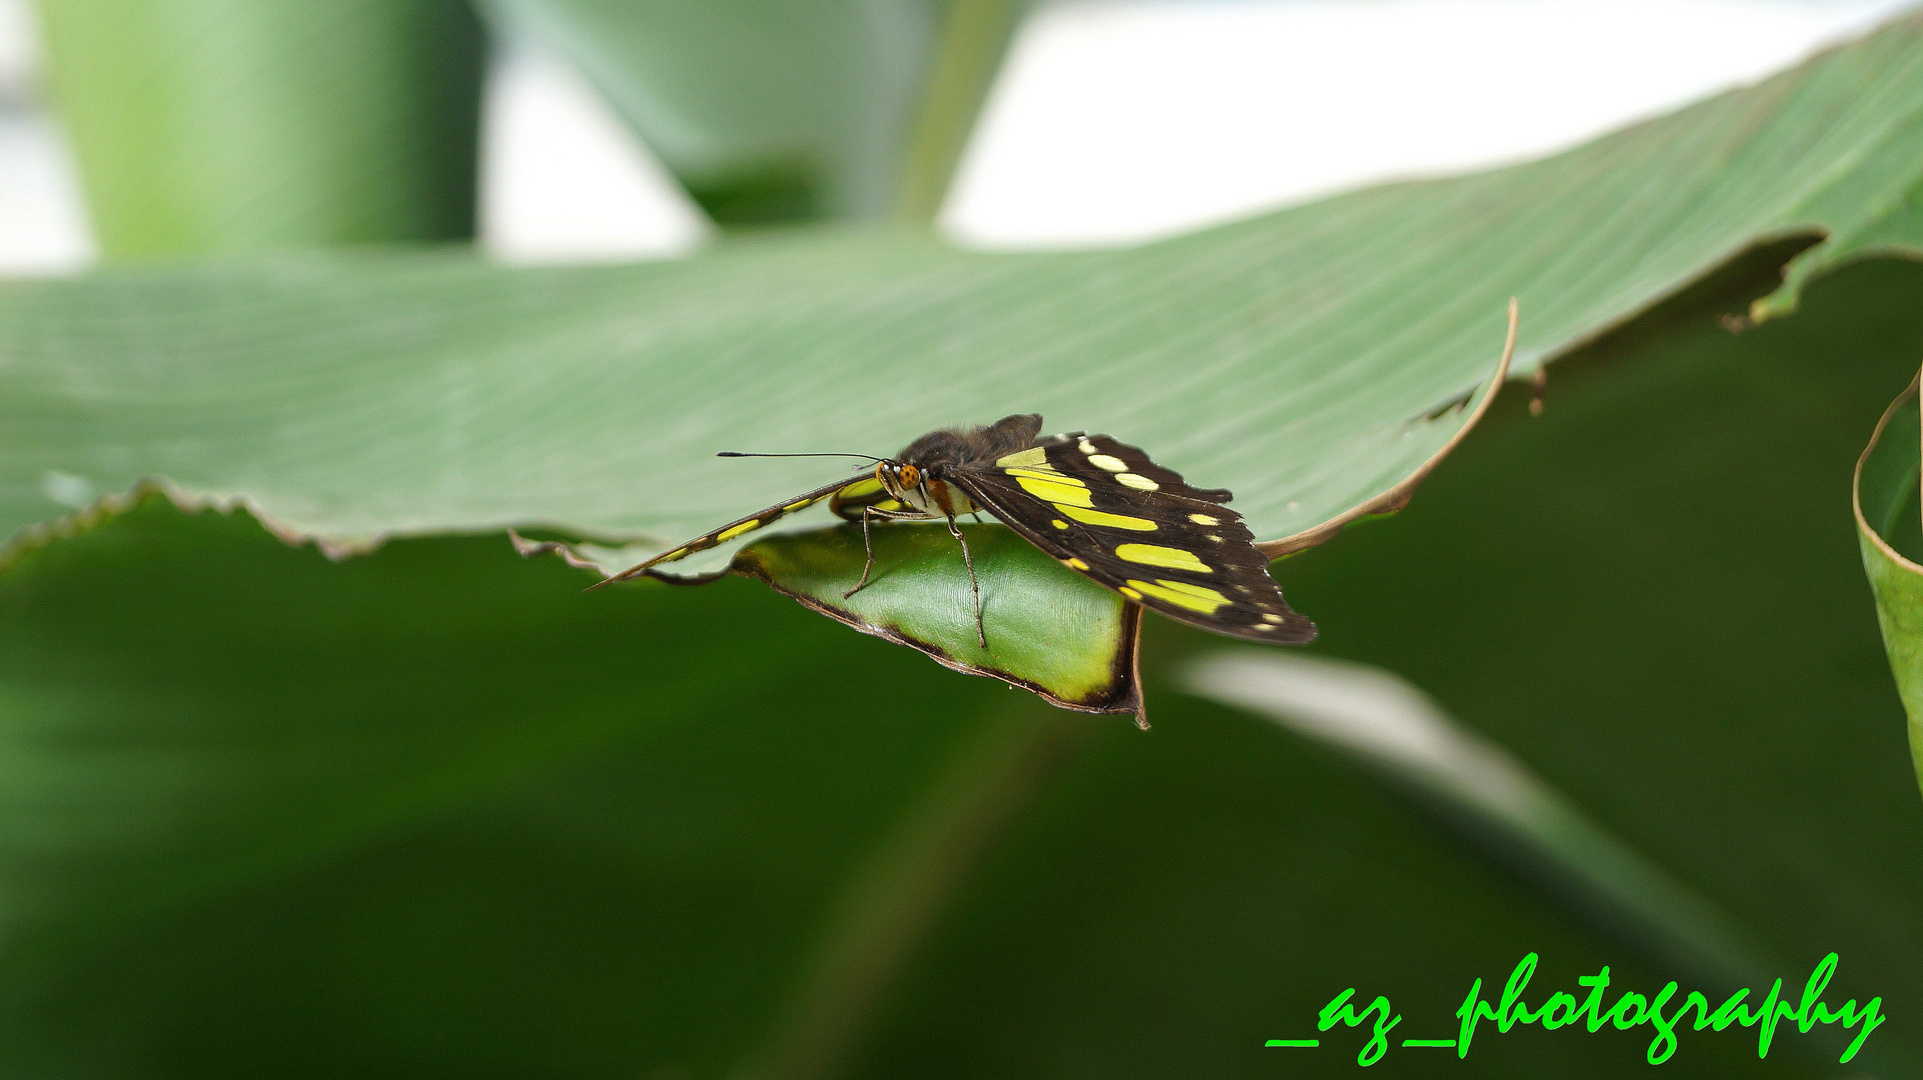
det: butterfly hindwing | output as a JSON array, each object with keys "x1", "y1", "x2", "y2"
[
  {"x1": 827, "y1": 475, "x2": 913, "y2": 519},
  {"x1": 951, "y1": 434, "x2": 1316, "y2": 643}
]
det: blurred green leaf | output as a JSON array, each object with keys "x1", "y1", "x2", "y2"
[
  {"x1": 732, "y1": 523, "x2": 1144, "y2": 717},
  {"x1": 6, "y1": 13, "x2": 1923, "y2": 566},
  {"x1": 0, "y1": 494, "x2": 1808, "y2": 1080},
  {"x1": 482, "y1": 0, "x2": 1028, "y2": 225},
  {"x1": 0, "y1": 493, "x2": 1061, "y2": 1077},
  {"x1": 1184, "y1": 649, "x2": 1772, "y2": 987},
  {"x1": 1853, "y1": 370, "x2": 1923, "y2": 797},
  {"x1": 33, "y1": 0, "x2": 486, "y2": 256},
  {"x1": 1183, "y1": 649, "x2": 1880, "y2": 1071}
]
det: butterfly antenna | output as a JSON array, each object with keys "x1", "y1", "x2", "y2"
[{"x1": 717, "y1": 451, "x2": 884, "y2": 464}]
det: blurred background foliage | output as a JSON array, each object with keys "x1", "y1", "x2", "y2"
[
  {"x1": 4, "y1": 1, "x2": 1922, "y2": 1078},
  {"x1": 34, "y1": 0, "x2": 487, "y2": 255}
]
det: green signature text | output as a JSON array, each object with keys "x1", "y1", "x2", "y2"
[{"x1": 1270, "y1": 952, "x2": 1885, "y2": 1066}]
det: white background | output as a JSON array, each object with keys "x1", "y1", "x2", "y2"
[{"x1": 0, "y1": 0, "x2": 1915, "y2": 272}]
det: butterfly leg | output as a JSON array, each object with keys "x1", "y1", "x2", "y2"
[
  {"x1": 844, "y1": 504, "x2": 934, "y2": 600},
  {"x1": 945, "y1": 514, "x2": 987, "y2": 649},
  {"x1": 844, "y1": 505, "x2": 880, "y2": 599}
]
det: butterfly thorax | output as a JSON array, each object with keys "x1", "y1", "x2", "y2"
[{"x1": 880, "y1": 415, "x2": 1045, "y2": 518}]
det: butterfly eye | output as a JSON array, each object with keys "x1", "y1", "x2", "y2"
[{"x1": 899, "y1": 465, "x2": 921, "y2": 487}]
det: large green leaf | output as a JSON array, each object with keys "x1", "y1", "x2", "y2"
[
  {"x1": 1853, "y1": 369, "x2": 1923, "y2": 797},
  {"x1": 33, "y1": 0, "x2": 486, "y2": 256},
  {"x1": 481, "y1": 0, "x2": 1028, "y2": 224},
  {"x1": 5, "y1": 12, "x2": 1923, "y2": 569}
]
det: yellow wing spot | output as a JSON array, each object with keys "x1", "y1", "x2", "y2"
[
  {"x1": 1262, "y1": 613, "x2": 1285, "y2": 623},
  {"x1": 1060, "y1": 505, "x2": 1157, "y2": 530},
  {"x1": 1116, "y1": 472, "x2": 1159, "y2": 491},
  {"x1": 1017, "y1": 475, "x2": 1094, "y2": 507},
  {"x1": 1062, "y1": 557, "x2": 1090, "y2": 571},
  {"x1": 718, "y1": 520, "x2": 761, "y2": 541},
  {"x1": 1253, "y1": 623, "x2": 1277, "y2": 631},
  {"x1": 1087, "y1": 453, "x2": 1128, "y2": 471},
  {"x1": 1156, "y1": 579, "x2": 1231, "y2": 604},
  {"x1": 782, "y1": 497, "x2": 817, "y2": 512},
  {"x1": 1128, "y1": 578, "x2": 1231, "y2": 614},
  {"x1": 1051, "y1": 518, "x2": 1069, "y2": 529},
  {"x1": 1188, "y1": 513, "x2": 1220, "y2": 526},
  {"x1": 1114, "y1": 543, "x2": 1212, "y2": 572},
  {"x1": 996, "y1": 446, "x2": 1049, "y2": 468},
  {"x1": 657, "y1": 547, "x2": 689, "y2": 562},
  {"x1": 1007, "y1": 466, "x2": 1080, "y2": 485},
  {"x1": 1078, "y1": 438, "x2": 1099, "y2": 455},
  {"x1": 1118, "y1": 586, "x2": 1143, "y2": 600}
]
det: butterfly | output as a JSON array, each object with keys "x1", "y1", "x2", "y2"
[{"x1": 592, "y1": 414, "x2": 1317, "y2": 647}]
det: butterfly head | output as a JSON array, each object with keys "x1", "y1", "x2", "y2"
[
  {"x1": 875, "y1": 455, "x2": 978, "y2": 518},
  {"x1": 875, "y1": 460, "x2": 927, "y2": 502}
]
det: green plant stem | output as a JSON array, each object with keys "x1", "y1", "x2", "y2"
[
  {"x1": 893, "y1": 0, "x2": 1029, "y2": 223},
  {"x1": 749, "y1": 695, "x2": 1097, "y2": 1080}
]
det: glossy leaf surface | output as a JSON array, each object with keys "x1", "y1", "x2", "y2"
[
  {"x1": 5, "y1": 15, "x2": 1923, "y2": 563},
  {"x1": 733, "y1": 522, "x2": 1143, "y2": 716}
]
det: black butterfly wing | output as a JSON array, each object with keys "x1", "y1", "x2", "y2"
[{"x1": 951, "y1": 434, "x2": 1316, "y2": 643}]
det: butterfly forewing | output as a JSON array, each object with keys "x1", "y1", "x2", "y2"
[
  {"x1": 591, "y1": 475, "x2": 865, "y2": 588},
  {"x1": 951, "y1": 433, "x2": 1315, "y2": 643}
]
